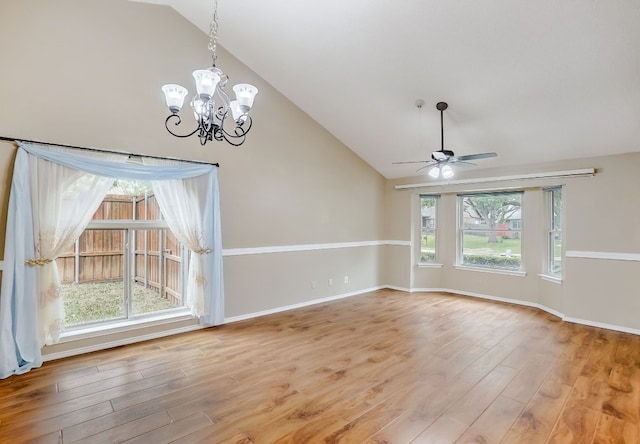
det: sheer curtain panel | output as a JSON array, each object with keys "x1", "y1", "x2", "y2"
[
  {"x1": 146, "y1": 158, "x2": 224, "y2": 324},
  {"x1": 29, "y1": 149, "x2": 120, "y2": 344}
]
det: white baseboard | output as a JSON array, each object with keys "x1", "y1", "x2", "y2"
[
  {"x1": 562, "y1": 316, "x2": 640, "y2": 336},
  {"x1": 409, "y1": 287, "x2": 640, "y2": 336},
  {"x1": 224, "y1": 286, "x2": 386, "y2": 324},
  {"x1": 385, "y1": 285, "x2": 413, "y2": 293}
]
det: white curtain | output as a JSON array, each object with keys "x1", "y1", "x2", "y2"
[
  {"x1": 28, "y1": 151, "x2": 121, "y2": 344},
  {"x1": 145, "y1": 158, "x2": 224, "y2": 322}
]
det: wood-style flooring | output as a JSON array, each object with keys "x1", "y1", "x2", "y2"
[{"x1": 0, "y1": 290, "x2": 639, "y2": 443}]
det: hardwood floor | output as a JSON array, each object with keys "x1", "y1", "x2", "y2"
[{"x1": 1, "y1": 290, "x2": 639, "y2": 443}]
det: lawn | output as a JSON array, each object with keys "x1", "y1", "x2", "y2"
[
  {"x1": 422, "y1": 233, "x2": 521, "y2": 255},
  {"x1": 63, "y1": 281, "x2": 181, "y2": 327},
  {"x1": 421, "y1": 233, "x2": 522, "y2": 267},
  {"x1": 462, "y1": 234, "x2": 521, "y2": 255}
]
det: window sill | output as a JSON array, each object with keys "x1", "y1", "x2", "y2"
[
  {"x1": 453, "y1": 265, "x2": 526, "y2": 277},
  {"x1": 417, "y1": 263, "x2": 444, "y2": 269},
  {"x1": 59, "y1": 309, "x2": 195, "y2": 343},
  {"x1": 539, "y1": 274, "x2": 563, "y2": 284}
]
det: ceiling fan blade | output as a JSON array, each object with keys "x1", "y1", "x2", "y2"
[
  {"x1": 392, "y1": 160, "x2": 430, "y2": 165},
  {"x1": 416, "y1": 163, "x2": 437, "y2": 173},
  {"x1": 449, "y1": 160, "x2": 476, "y2": 167},
  {"x1": 455, "y1": 152, "x2": 497, "y2": 162}
]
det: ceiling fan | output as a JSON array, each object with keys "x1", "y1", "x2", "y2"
[{"x1": 393, "y1": 101, "x2": 497, "y2": 179}]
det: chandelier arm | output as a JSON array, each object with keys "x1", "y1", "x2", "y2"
[
  {"x1": 237, "y1": 116, "x2": 253, "y2": 134},
  {"x1": 215, "y1": 106, "x2": 227, "y2": 121},
  {"x1": 219, "y1": 131, "x2": 247, "y2": 147},
  {"x1": 219, "y1": 116, "x2": 252, "y2": 139},
  {"x1": 165, "y1": 114, "x2": 201, "y2": 138},
  {"x1": 216, "y1": 82, "x2": 231, "y2": 111},
  {"x1": 216, "y1": 117, "x2": 252, "y2": 147}
]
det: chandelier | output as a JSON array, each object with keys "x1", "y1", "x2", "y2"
[{"x1": 161, "y1": 0, "x2": 258, "y2": 146}]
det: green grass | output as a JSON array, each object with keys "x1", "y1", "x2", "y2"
[
  {"x1": 63, "y1": 281, "x2": 180, "y2": 327},
  {"x1": 421, "y1": 234, "x2": 436, "y2": 249},
  {"x1": 462, "y1": 234, "x2": 521, "y2": 255},
  {"x1": 422, "y1": 233, "x2": 521, "y2": 255}
]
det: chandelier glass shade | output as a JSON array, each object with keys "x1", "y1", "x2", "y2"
[{"x1": 161, "y1": 0, "x2": 258, "y2": 146}]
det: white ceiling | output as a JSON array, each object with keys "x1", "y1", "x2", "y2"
[{"x1": 136, "y1": 0, "x2": 640, "y2": 179}]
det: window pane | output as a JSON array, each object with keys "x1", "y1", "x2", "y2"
[
  {"x1": 60, "y1": 184, "x2": 189, "y2": 331},
  {"x1": 461, "y1": 231, "x2": 521, "y2": 269},
  {"x1": 552, "y1": 189, "x2": 562, "y2": 230},
  {"x1": 421, "y1": 229, "x2": 436, "y2": 262},
  {"x1": 420, "y1": 196, "x2": 437, "y2": 263},
  {"x1": 136, "y1": 191, "x2": 164, "y2": 221},
  {"x1": 61, "y1": 229, "x2": 127, "y2": 327},
  {"x1": 63, "y1": 281, "x2": 126, "y2": 327},
  {"x1": 132, "y1": 229, "x2": 185, "y2": 316},
  {"x1": 547, "y1": 187, "x2": 562, "y2": 276},
  {"x1": 551, "y1": 232, "x2": 562, "y2": 275},
  {"x1": 104, "y1": 180, "x2": 160, "y2": 221},
  {"x1": 460, "y1": 192, "x2": 522, "y2": 270}
]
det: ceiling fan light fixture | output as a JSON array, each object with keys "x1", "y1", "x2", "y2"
[{"x1": 393, "y1": 101, "x2": 497, "y2": 177}]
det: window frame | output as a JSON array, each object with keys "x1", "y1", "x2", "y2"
[
  {"x1": 418, "y1": 194, "x2": 440, "y2": 265},
  {"x1": 457, "y1": 190, "x2": 524, "y2": 272},
  {"x1": 545, "y1": 186, "x2": 563, "y2": 278},
  {"x1": 61, "y1": 206, "x2": 190, "y2": 332}
]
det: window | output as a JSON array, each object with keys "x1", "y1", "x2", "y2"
[
  {"x1": 58, "y1": 181, "x2": 189, "y2": 329},
  {"x1": 458, "y1": 191, "x2": 523, "y2": 270},
  {"x1": 546, "y1": 187, "x2": 562, "y2": 277},
  {"x1": 1, "y1": 143, "x2": 223, "y2": 377},
  {"x1": 419, "y1": 195, "x2": 439, "y2": 263}
]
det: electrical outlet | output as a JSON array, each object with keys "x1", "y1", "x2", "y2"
[
  {"x1": 328, "y1": 278, "x2": 333, "y2": 286},
  {"x1": 311, "y1": 280, "x2": 317, "y2": 289},
  {"x1": 344, "y1": 276, "x2": 349, "y2": 284}
]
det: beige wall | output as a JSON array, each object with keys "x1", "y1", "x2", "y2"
[
  {"x1": 386, "y1": 152, "x2": 640, "y2": 331},
  {"x1": 0, "y1": 0, "x2": 386, "y2": 331}
]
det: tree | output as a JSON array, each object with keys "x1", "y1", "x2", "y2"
[
  {"x1": 551, "y1": 188, "x2": 562, "y2": 230},
  {"x1": 463, "y1": 194, "x2": 521, "y2": 243},
  {"x1": 110, "y1": 179, "x2": 152, "y2": 196}
]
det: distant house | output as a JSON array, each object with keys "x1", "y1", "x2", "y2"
[
  {"x1": 498, "y1": 209, "x2": 521, "y2": 238},
  {"x1": 421, "y1": 205, "x2": 436, "y2": 230}
]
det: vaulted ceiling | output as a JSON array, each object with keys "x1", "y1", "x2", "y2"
[{"x1": 136, "y1": 0, "x2": 640, "y2": 179}]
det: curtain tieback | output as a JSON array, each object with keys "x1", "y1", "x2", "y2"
[
  {"x1": 194, "y1": 248, "x2": 212, "y2": 255},
  {"x1": 25, "y1": 257, "x2": 53, "y2": 267}
]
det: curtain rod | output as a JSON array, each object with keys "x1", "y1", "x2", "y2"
[
  {"x1": 394, "y1": 168, "x2": 595, "y2": 190},
  {"x1": 0, "y1": 136, "x2": 219, "y2": 167}
]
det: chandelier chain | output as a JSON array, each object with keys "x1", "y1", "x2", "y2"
[{"x1": 208, "y1": 0, "x2": 219, "y2": 67}]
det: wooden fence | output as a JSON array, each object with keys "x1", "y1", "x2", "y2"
[{"x1": 56, "y1": 193, "x2": 183, "y2": 305}]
